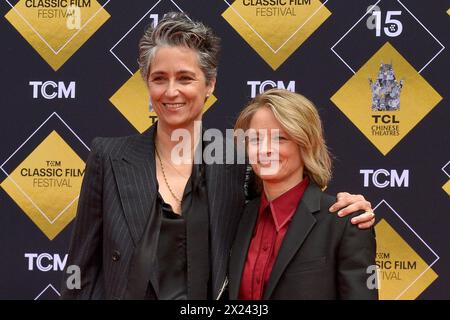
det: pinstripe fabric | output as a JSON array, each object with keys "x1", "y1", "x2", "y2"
[
  {"x1": 61, "y1": 125, "x2": 246, "y2": 299},
  {"x1": 206, "y1": 161, "x2": 246, "y2": 298}
]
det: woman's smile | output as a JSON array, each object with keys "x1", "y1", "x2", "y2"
[
  {"x1": 147, "y1": 46, "x2": 215, "y2": 129},
  {"x1": 163, "y1": 102, "x2": 186, "y2": 111}
]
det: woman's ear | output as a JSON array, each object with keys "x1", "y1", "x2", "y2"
[{"x1": 207, "y1": 77, "x2": 216, "y2": 97}]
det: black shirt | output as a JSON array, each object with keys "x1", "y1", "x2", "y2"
[
  {"x1": 155, "y1": 160, "x2": 208, "y2": 299},
  {"x1": 157, "y1": 201, "x2": 188, "y2": 300}
]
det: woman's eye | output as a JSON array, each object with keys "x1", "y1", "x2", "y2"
[
  {"x1": 150, "y1": 77, "x2": 165, "y2": 82},
  {"x1": 179, "y1": 76, "x2": 194, "y2": 83}
]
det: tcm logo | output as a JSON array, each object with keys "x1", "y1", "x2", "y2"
[
  {"x1": 360, "y1": 169, "x2": 409, "y2": 188},
  {"x1": 25, "y1": 253, "x2": 68, "y2": 271},
  {"x1": 29, "y1": 81, "x2": 76, "y2": 99},
  {"x1": 247, "y1": 80, "x2": 295, "y2": 98}
]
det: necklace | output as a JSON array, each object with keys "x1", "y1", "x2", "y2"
[{"x1": 155, "y1": 147, "x2": 182, "y2": 204}]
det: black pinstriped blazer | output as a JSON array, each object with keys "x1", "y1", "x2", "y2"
[{"x1": 60, "y1": 124, "x2": 246, "y2": 299}]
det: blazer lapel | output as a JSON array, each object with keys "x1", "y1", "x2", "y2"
[
  {"x1": 263, "y1": 183, "x2": 322, "y2": 299},
  {"x1": 229, "y1": 198, "x2": 260, "y2": 299},
  {"x1": 204, "y1": 160, "x2": 223, "y2": 298},
  {"x1": 205, "y1": 160, "x2": 245, "y2": 299},
  {"x1": 110, "y1": 125, "x2": 157, "y2": 246}
]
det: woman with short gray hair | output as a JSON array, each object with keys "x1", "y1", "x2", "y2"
[{"x1": 138, "y1": 12, "x2": 220, "y2": 85}]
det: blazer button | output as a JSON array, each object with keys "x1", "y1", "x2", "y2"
[{"x1": 112, "y1": 250, "x2": 121, "y2": 262}]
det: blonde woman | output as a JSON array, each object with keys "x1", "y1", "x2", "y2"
[{"x1": 230, "y1": 89, "x2": 378, "y2": 300}]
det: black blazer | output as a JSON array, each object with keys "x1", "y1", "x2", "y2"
[
  {"x1": 229, "y1": 182, "x2": 378, "y2": 300},
  {"x1": 60, "y1": 124, "x2": 246, "y2": 299}
]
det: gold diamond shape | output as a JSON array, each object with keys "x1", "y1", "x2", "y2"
[
  {"x1": 110, "y1": 70, "x2": 217, "y2": 133},
  {"x1": 5, "y1": 0, "x2": 110, "y2": 71},
  {"x1": 443, "y1": 180, "x2": 450, "y2": 196},
  {"x1": 331, "y1": 42, "x2": 442, "y2": 155},
  {"x1": 222, "y1": 0, "x2": 331, "y2": 70},
  {"x1": 375, "y1": 219, "x2": 438, "y2": 300},
  {"x1": 0, "y1": 131, "x2": 85, "y2": 240}
]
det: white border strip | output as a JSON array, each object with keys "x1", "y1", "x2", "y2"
[
  {"x1": 331, "y1": 0, "x2": 445, "y2": 74},
  {"x1": 110, "y1": 0, "x2": 188, "y2": 74},
  {"x1": 0, "y1": 112, "x2": 89, "y2": 225},
  {"x1": 397, "y1": 0, "x2": 445, "y2": 73},
  {"x1": 34, "y1": 284, "x2": 60, "y2": 300},
  {"x1": 373, "y1": 199, "x2": 440, "y2": 299},
  {"x1": 441, "y1": 160, "x2": 450, "y2": 178}
]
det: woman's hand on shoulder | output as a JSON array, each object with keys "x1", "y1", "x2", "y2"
[{"x1": 329, "y1": 192, "x2": 375, "y2": 229}]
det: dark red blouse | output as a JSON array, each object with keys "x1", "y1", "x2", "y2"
[{"x1": 239, "y1": 177, "x2": 309, "y2": 300}]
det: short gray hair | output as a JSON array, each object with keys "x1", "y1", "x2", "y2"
[{"x1": 138, "y1": 12, "x2": 220, "y2": 85}]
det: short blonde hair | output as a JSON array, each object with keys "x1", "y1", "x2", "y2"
[{"x1": 235, "y1": 89, "x2": 332, "y2": 188}]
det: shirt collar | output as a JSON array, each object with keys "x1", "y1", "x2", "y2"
[{"x1": 260, "y1": 176, "x2": 310, "y2": 232}]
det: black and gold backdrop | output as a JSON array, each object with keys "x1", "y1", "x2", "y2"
[{"x1": 0, "y1": 0, "x2": 448, "y2": 299}]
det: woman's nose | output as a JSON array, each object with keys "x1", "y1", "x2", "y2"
[
  {"x1": 165, "y1": 80, "x2": 179, "y2": 97},
  {"x1": 259, "y1": 136, "x2": 272, "y2": 155}
]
